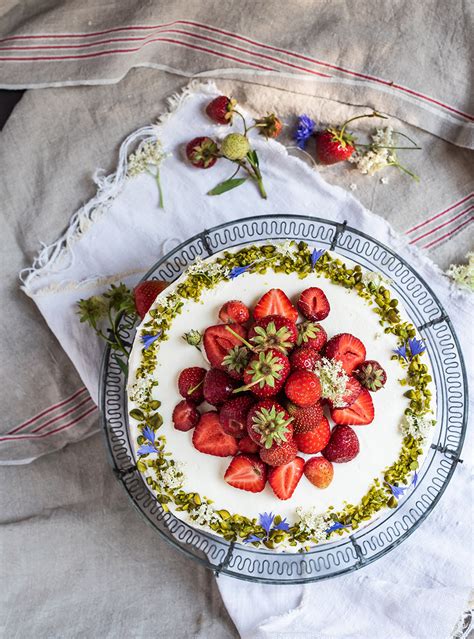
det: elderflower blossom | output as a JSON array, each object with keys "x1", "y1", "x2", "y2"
[
  {"x1": 192, "y1": 502, "x2": 219, "y2": 526},
  {"x1": 127, "y1": 139, "x2": 168, "y2": 177},
  {"x1": 400, "y1": 413, "x2": 435, "y2": 443},
  {"x1": 129, "y1": 375, "x2": 155, "y2": 404},
  {"x1": 314, "y1": 357, "x2": 349, "y2": 408},
  {"x1": 349, "y1": 126, "x2": 396, "y2": 176},
  {"x1": 274, "y1": 240, "x2": 296, "y2": 259},
  {"x1": 446, "y1": 253, "x2": 474, "y2": 292},
  {"x1": 295, "y1": 506, "x2": 328, "y2": 542},
  {"x1": 361, "y1": 270, "x2": 392, "y2": 288},
  {"x1": 187, "y1": 258, "x2": 230, "y2": 279},
  {"x1": 157, "y1": 462, "x2": 184, "y2": 492}
]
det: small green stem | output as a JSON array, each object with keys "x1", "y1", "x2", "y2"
[
  {"x1": 355, "y1": 144, "x2": 421, "y2": 150},
  {"x1": 240, "y1": 158, "x2": 267, "y2": 199},
  {"x1": 233, "y1": 110, "x2": 248, "y2": 133},
  {"x1": 340, "y1": 111, "x2": 387, "y2": 137},
  {"x1": 225, "y1": 325, "x2": 256, "y2": 351},
  {"x1": 388, "y1": 161, "x2": 420, "y2": 182},
  {"x1": 393, "y1": 130, "x2": 420, "y2": 148},
  {"x1": 233, "y1": 377, "x2": 263, "y2": 393},
  {"x1": 155, "y1": 168, "x2": 164, "y2": 208},
  {"x1": 188, "y1": 378, "x2": 205, "y2": 395}
]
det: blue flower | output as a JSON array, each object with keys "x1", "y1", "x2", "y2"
[
  {"x1": 295, "y1": 114, "x2": 316, "y2": 149},
  {"x1": 229, "y1": 262, "x2": 256, "y2": 280},
  {"x1": 142, "y1": 426, "x2": 155, "y2": 444},
  {"x1": 393, "y1": 343, "x2": 408, "y2": 361},
  {"x1": 408, "y1": 337, "x2": 426, "y2": 358},
  {"x1": 243, "y1": 512, "x2": 290, "y2": 544},
  {"x1": 141, "y1": 332, "x2": 161, "y2": 350},
  {"x1": 388, "y1": 483, "x2": 406, "y2": 499},
  {"x1": 412, "y1": 470, "x2": 418, "y2": 487},
  {"x1": 311, "y1": 248, "x2": 325, "y2": 269},
  {"x1": 137, "y1": 443, "x2": 157, "y2": 456},
  {"x1": 273, "y1": 519, "x2": 290, "y2": 532},
  {"x1": 259, "y1": 512, "x2": 275, "y2": 535},
  {"x1": 243, "y1": 534, "x2": 262, "y2": 544},
  {"x1": 325, "y1": 521, "x2": 347, "y2": 534}
]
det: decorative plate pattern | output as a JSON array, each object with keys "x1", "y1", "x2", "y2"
[{"x1": 99, "y1": 214, "x2": 467, "y2": 584}]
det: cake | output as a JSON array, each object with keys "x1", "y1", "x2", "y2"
[{"x1": 127, "y1": 241, "x2": 436, "y2": 550}]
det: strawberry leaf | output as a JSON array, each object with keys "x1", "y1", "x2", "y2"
[{"x1": 207, "y1": 177, "x2": 247, "y2": 196}]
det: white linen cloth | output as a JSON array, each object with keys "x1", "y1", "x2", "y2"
[{"x1": 21, "y1": 84, "x2": 473, "y2": 638}]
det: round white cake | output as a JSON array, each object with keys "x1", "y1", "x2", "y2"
[{"x1": 127, "y1": 242, "x2": 436, "y2": 549}]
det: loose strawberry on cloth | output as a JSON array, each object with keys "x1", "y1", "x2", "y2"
[{"x1": 17, "y1": 83, "x2": 473, "y2": 638}]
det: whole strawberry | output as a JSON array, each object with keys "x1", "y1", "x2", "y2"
[
  {"x1": 239, "y1": 348, "x2": 290, "y2": 398},
  {"x1": 172, "y1": 400, "x2": 200, "y2": 432},
  {"x1": 203, "y1": 368, "x2": 237, "y2": 406},
  {"x1": 221, "y1": 345, "x2": 250, "y2": 380},
  {"x1": 289, "y1": 345, "x2": 321, "y2": 372},
  {"x1": 353, "y1": 360, "x2": 387, "y2": 391},
  {"x1": 247, "y1": 400, "x2": 293, "y2": 448},
  {"x1": 304, "y1": 456, "x2": 334, "y2": 488},
  {"x1": 248, "y1": 314, "x2": 298, "y2": 353},
  {"x1": 315, "y1": 129, "x2": 355, "y2": 165},
  {"x1": 294, "y1": 415, "x2": 331, "y2": 453},
  {"x1": 286, "y1": 401, "x2": 323, "y2": 434},
  {"x1": 219, "y1": 300, "x2": 250, "y2": 324},
  {"x1": 178, "y1": 366, "x2": 206, "y2": 404},
  {"x1": 134, "y1": 280, "x2": 168, "y2": 319},
  {"x1": 205, "y1": 95, "x2": 236, "y2": 125},
  {"x1": 254, "y1": 113, "x2": 283, "y2": 139},
  {"x1": 260, "y1": 438, "x2": 298, "y2": 467},
  {"x1": 296, "y1": 321, "x2": 327, "y2": 351},
  {"x1": 186, "y1": 136, "x2": 219, "y2": 169},
  {"x1": 322, "y1": 424, "x2": 360, "y2": 463},
  {"x1": 219, "y1": 395, "x2": 255, "y2": 437},
  {"x1": 221, "y1": 133, "x2": 250, "y2": 161},
  {"x1": 285, "y1": 370, "x2": 321, "y2": 407}
]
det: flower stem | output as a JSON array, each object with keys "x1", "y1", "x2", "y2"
[
  {"x1": 225, "y1": 325, "x2": 255, "y2": 351},
  {"x1": 355, "y1": 144, "x2": 421, "y2": 150},
  {"x1": 233, "y1": 110, "x2": 248, "y2": 133},
  {"x1": 340, "y1": 111, "x2": 387, "y2": 137},
  {"x1": 388, "y1": 161, "x2": 420, "y2": 182},
  {"x1": 155, "y1": 168, "x2": 164, "y2": 208}
]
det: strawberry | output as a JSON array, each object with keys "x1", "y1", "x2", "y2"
[
  {"x1": 328, "y1": 376, "x2": 362, "y2": 409},
  {"x1": 203, "y1": 368, "x2": 237, "y2": 406},
  {"x1": 324, "y1": 333, "x2": 366, "y2": 374},
  {"x1": 284, "y1": 370, "x2": 321, "y2": 407},
  {"x1": 246, "y1": 400, "x2": 293, "y2": 448},
  {"x1": 203, "y1": 324, "x2": 247, "y2": 369},
  {"x1": 289, "y1": 346, "x2": 321, "y2": 372},
  {"x1": 253, "y1": 289, "x2": 298, "y2": 322},
  {"x1": 294, "y1": 416, "x2": 330, "y2": 453},
  {"x1": 221, "y1": 345, "x2": 250, "y2": 380},
  {"x1": 314, "y1": 128, "x2": 355, "y2": 165},
  {"x1": 259, "y1": 439, "x2": 298, "y2": 467},
  {"x1": 286, "y1": 401, "x2": 323, "y2": 434},
  {"x1": 205, "y1": 95, "x2": 236, "y2": 125},
  {"x1": 172, "y1": 400, "x2": 200, "y2": 432},
  {"x1": 304, "y1": 456, "x2": 334, "y2": 488},
  {"x1": 238, "y1": 435, "x2": 260, "y2": 454},
  {"x1": 297, "y1": 287, "x2": 330, "y2": 321},
  {"x1": 240, "y1": 348, "x2": 290, "y2": 398},
  {"x1": 186, "y1": 136, "x2": 219, "y2": 168},
  {"x1": 192, "y1": 411, "x2": 238, "y2": 457},
  {"x1": 134, "y1": 280, "x2": 168, "y2": 319},
  {"x1": 353, "y1": 360, "x2": 387, "y2": 392},
  {"x1": 254, "y1": 113, "x2": 283, "y2": 139},
  {"x1": 177, "y1": 366, "x2": 206, "y2": 404},
  {"x1": 224, "y1": 454, "x2": 267, "y2": 493},
  {"x1": 322, "y1": 424, "x2": 359, "y2": 462},
  {"x1": 296, "y1": 321, "x2": 327, "y2": 351},
  {"x1": 268, "y1": 457, "x2": 305, "y2": 500},
  {"x1": 219, "y1": 395, "x2": 255, "y2": 437},
  {"x1": 330, "y1": 388, "x2": 374, "y2": 425},
  {"x1": 219, "y1": 300, "x2": 250, "y2": 324},
  {"x1": 248, "y1": 314, "x2": 297, "y2": 353}
]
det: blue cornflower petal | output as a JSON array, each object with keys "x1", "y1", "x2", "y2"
[
  {"x1": 311, "y1": 248, "x2": 325, "y2": 269},
  {"x1": 243, "y1": 534, "x2": 263, "y2": 544},
  {"x1": 229, "y1": 262, "x2": 256, "y2": 280},
  {"x1": 137, "y1": 444, "x2": 157, "y2": 456},
  {"x1": 325, "y1": 521, "x2": 346, "y2": 534},
  {"x1": 142, "y1": 426, "x2": 155, "y2": 444},
  {"x1": 141, "y1": 332, "x2": 161, "y2": 350},
  {"x1": 388, "y1": 483, "x2": 406, "y2": 499},
  {"x1": 408, "y1": 337, "x2": 426, "y2": 358},
  {"x1": 412, "y1": 470, "x2": 419, "y2": 487},
  {"x1": 259, "y1": 512, "x2": 275, "y2": 536},
  {"x1": 273, "y1": 518, "x2": 290, "y2": 532},
  {"x1": 393, "y1": 344, "x2": 408, "y2": 361},
  {"x1": 295, "y1": 114, "x2": 316, "y2": 149}
]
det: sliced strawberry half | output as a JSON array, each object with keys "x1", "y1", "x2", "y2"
[
  {"x1": 253, "y1": 289, "x2": 298, "y2": 322},
  {"x1": 203, "y1": 324, "x2": 247, "y2": 368},
  {"x1": 330, "y1": 388, "x2": 374, "y2": 425},
  {"x1": 268, "y1": 457, "x2": 305, "y2": 500},
  {"x1": 192, "y1": 411, "x2": 238, "y2": 457},
  {"x1": 134, "y1": 280, "x2": 168, "y2": 319},
  {"x1": 297, "y1": 287, "x2": 330, "y2": 321},
  {"x1": 224, "y1": 454, "x2": 267, "y2": 493},
  {"x1": 328, "y1": 376, "x2": 363, "y2": 409},
  {"x1": 324, "y1": 333, "x2": 366, "y2": 374}
]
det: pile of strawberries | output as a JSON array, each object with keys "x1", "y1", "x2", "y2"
[{"x1": 172, "y1": 287, "x2": 386, "y2": 500}]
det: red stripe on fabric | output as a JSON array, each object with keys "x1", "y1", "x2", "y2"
[
  {"x1": 0, "y1": 20, "x2": 470, "y2": 119},
  {"x1": 423, "y1": 216, "x2": 473, "y2": 249},
  {"x1": 7, "y1": 387, "x2": 88, "y2": 435},
  {"x1": 30, "y1": 395, "x2": 94, "y2": 433},
  {"x1": 0, "y1": 405, "x2": 97, "y2": 441},
  {"x1": 405, "y1": 194, "x2": 473, "y2": 234},
  {"x1": 0, "y1": 36, "x2": 276, "y2": 72},
  {"x1": 409, "y1": 206, "x2": 474, "y2": 244},
  {"x1": 0, "y1": 28, "x2": 331, "y2": 78}
]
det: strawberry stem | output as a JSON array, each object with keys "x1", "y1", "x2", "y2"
[
  {"x1": 340, "y1": 111, "x2": 387, "y2": 138},
  {"x1": 225, "y1": 325, "x2": 255, "y2": 351},
  {"x1": 188, "y1": 378, "x2": 204, "y2": 395},
  {"x1": 233, "y1": 377, "x2": 262, "y2": 393}
]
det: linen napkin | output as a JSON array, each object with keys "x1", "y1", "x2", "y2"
[{"x1": 20, "y1": 83, "x2": 472, "y2": 638}]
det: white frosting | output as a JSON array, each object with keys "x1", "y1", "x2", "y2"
[{"x1": 127, "y1": 248, "x2": 436, "y2": 538}]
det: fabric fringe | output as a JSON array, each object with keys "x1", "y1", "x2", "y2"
[{"x1": 19, "y1": 80, "x2": 218, "y2": 294}]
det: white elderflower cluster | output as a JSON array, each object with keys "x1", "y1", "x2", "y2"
[
  {"x1": 361, "y1": 270, "x2": 392, "y2": 288},
  {"x1": 157, "y1": 462, "x2": 184, "y2": 492},
  {"x1": 295, "y1": 506, "x2": 328, "y2": 542},
  {"x1": 187, "y1": 258, "x2": 229, "y2": 279},
  {"x1": 129, "y1": 376, "x2": 153, "y2": 404},
  {"x1": 127, "y1": 139, "x2": 168, "y2": 177},
  {"x1": 400, "y1": 413, "x2": 435, "y2": 443},
  {"x1": 157, "y1": 294, "x2": 178, "y2": 311},
  {"x1": 446, "y1": 253, "x2": 474, "y2": 292},
  {"x1": 349, "y1": 126, "x2": 395, "y2": 176},
  {"x1": 274, "y1": 240, "x2": 296, "y2": 259},
  {"x1": 192, "y1": 502, "x2": 219, "y2": 526},
  {"x1": 314, "y1": 357, "x2": 349, "y2": 408}
]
